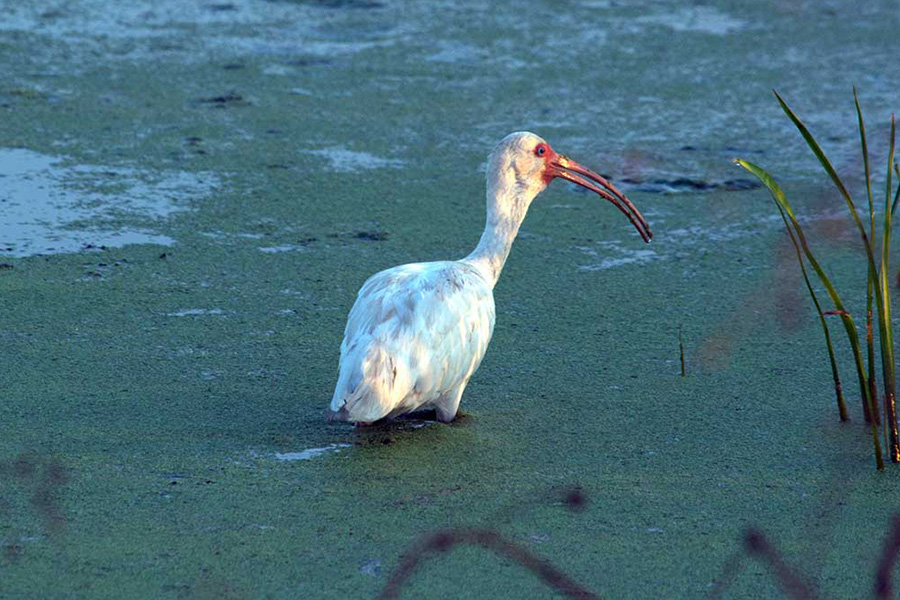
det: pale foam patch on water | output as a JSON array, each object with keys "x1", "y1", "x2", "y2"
[
  {"x1": 576, "y1": 214, "x2": 791, "y2": 271},
  {"x1": 274, "y1": 444, "x2": 352, "y2": 461},
  {"x1": 0, "y1": 148, "x2": 216, "y2": 257},
  {"x1": 426, "y1": 41, "x2": 486, "y2": 64},
  {"x1": 259, "y1": 244, "x2": 308, "y2": 254},
  {"x1": 166, "y1": 309, "x2": 226, "y2": 317},
  {"x1": 308, "y1": 148, "x2": 404, "y2": 173},
  {"x1": 665, "y1": 220, "x2": 781, "y2": 246},
  {"x1": 0, "y1": 0, "x2": 401, "y2": 65},
  {"x1": 633, "y1": 6, "x2": 747, "y2": 36},
  {"x1": 577, "y1": 242, "x2": 663, "y2": 272}
]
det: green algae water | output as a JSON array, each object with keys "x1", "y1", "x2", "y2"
[{"x1": 2, "y1": 1, "x2": 900, "y2": 598}]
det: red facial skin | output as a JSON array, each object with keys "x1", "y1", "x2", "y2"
[
  {"x1": 537, "y1": 143, "x2": 563, "y2": 186},
  {"x1": 536, "y1": 142, "x2": 652, "y2": 243}
]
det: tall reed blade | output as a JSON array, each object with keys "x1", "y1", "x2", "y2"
[
  {"x1": 734, "y1": 159, "x2": 883, "y2": 468},
  {"x1": 893, "y1": 162, "x2": 900, "y2": 214},
  {"x1": 776, "y1": 90, "x2": 898, "y2": 462},
  {"x1": 778, "y1": 203, "x2": 848, "y2": 422},
  {"x1": 773, "y1": 92, "x2": 885, "y2": 317},
  {"x1": 856, "y1": 87, "x2": 880, "y2": 426},
  {"x1": 880, "y1": 114, "x2": 898, "y2": 462},
  {"x1": 867, "y1": 311, "x2": 878, "y2": 425}
]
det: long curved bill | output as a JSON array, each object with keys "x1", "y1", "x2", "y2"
[{"x1": 548, "y1": 155, "x2": 652, "y2": 243}]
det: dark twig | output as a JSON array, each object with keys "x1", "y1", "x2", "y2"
[
  {"x1": 707, "y1": 551, "x2": 745, "y2": 600},
  {"x1": 743, "y1": 530, "x2": 819, "y2": 600},
  {"x1": 875, "y1": 515, "x2": 900, "y2": 599},
  {"x1": 709, "y1": 529, "x2": 820, "y2": 600},
  {"x1": 381, "y1": 486, "x2": 900, "y2": 600},
  {"x1": 378, "y1": 528, "x2": 602, "y2": 600}
]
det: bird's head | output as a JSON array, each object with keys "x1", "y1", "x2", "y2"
[{"x1": 487, "y1": 131, "x2": 651, "y2": 243}]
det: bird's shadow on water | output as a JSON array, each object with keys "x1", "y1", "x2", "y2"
[
  {"x1": 295, "y1": 410, "x2": 477, "y2": 457},
  {"x1": 345, "y1": 410, "x2": 476, "y2": 447}
]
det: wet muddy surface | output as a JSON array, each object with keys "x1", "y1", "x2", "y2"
[{"x1": 2, "y1": 1, "x2": 900, "y2": 598}]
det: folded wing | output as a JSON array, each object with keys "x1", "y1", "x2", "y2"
[{"x1": 329, "y1": 261, "x2": 495, "y2": 422}]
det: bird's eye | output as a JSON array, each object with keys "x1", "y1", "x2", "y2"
[{"x1": 535, "y1": 145, "x2": 547, "y2": 156}]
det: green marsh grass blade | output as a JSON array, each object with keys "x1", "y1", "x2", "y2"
[
  {"x1": 856, "y1": 88, "x2": 879, "y2": 425},
  {"x1": 775, "y1": 90, "x2": 899, "y2": 464},
  {"x1": 775, "y1": 91, "x2": 862, "y2": 224},
  {"x1": 735, "y1": 158, "x2": 866, "y2": 412},
  {"x1": 881, "y1": 114, "x2": 898, "y2": 462},
  {"x1": 777, "y1": 202, "x2": 848, "y2": 421},
  {"x1": 855, "y1": 87, "x2": 876, "y2": 216},
  {"x1": 773, "y1": 91, "x2": 883, "y2": 298},
  {"x1": 734, "y1": 158, "x2": 883, "y2": 468},
  {"x1": 892, "y1": 162, "x2": 900, "y2": 214}
]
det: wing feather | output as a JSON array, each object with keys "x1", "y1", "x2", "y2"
[{"x1": 329, "y1": 261, "x2": 495, "y2": 422}]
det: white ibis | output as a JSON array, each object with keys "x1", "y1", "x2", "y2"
[{"x1": 327, "y1": 132, "x2": 651, "y2": 424}]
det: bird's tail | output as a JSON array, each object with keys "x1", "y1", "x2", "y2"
[{"x1": 329, "y1": 343, "x2": 410, "y2": 423}]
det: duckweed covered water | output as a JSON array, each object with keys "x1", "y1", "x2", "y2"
[{"x1": 2, "y1": 1, "x2": 900, "y2": 598}]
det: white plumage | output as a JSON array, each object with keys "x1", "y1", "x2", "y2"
[
  {"x1": 327, "y1": 132, "x2": 651, "y2": 424},
  {"x1": 329, "y1": 261, "x2": 495, "y2": 423}
]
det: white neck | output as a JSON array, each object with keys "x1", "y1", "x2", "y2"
[{"x1": 463, "y1": 168, "x2": 542, "y2": 288}]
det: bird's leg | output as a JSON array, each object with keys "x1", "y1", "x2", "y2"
[{"x1": 435, "y1": 384, "x2": 466, "y2": 423}]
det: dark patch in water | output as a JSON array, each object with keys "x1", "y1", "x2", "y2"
[
  {"x1": 678, "y1": 145, "x2": 766, "y2": 156},
  {"x1": 561, "y1": 487, "x2": 588, "y2": 512},
  {"x1": 269, "y1": 0, "x2": 384, "y2": 8},
  {"x1": 720, "y1": 178, "x2": 763, "y2": 191},
  {"x1": 3, "y1": 88, "x2": 46, "y2": 101},
  {"x1": 7, "y1": 453, "x2": 68, "y2": 537},
  {"x1": 665, "y1": 177, "x2": 715, "y2": 191},
  {"x1": 724, "y1": 146, "x2": 766, "y2": 156},
  {"x1": 284, "y1": 57, "x2": 334, "y2": 67},
  {"x1": 196, "y1": 92, "x2": 251, "y2": 107},
  {"x1": 205, "y1": 3, "x2": 238, "y2": 10},
  {"x1": 354, "y1": 231, "x2": 389, "y2": 241},
  {"x1": 617, "y1": 177, "x2": 762, "y2": 194},
  {"x1": 327, "y1": 230, "x2": 390, "y2": 241},
  {"x1": 39, "y1": 9, "x2": 64, "y2": 20},
  {"x1": 3, "y1": 543, "x2": 24, "y2": 564}
]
